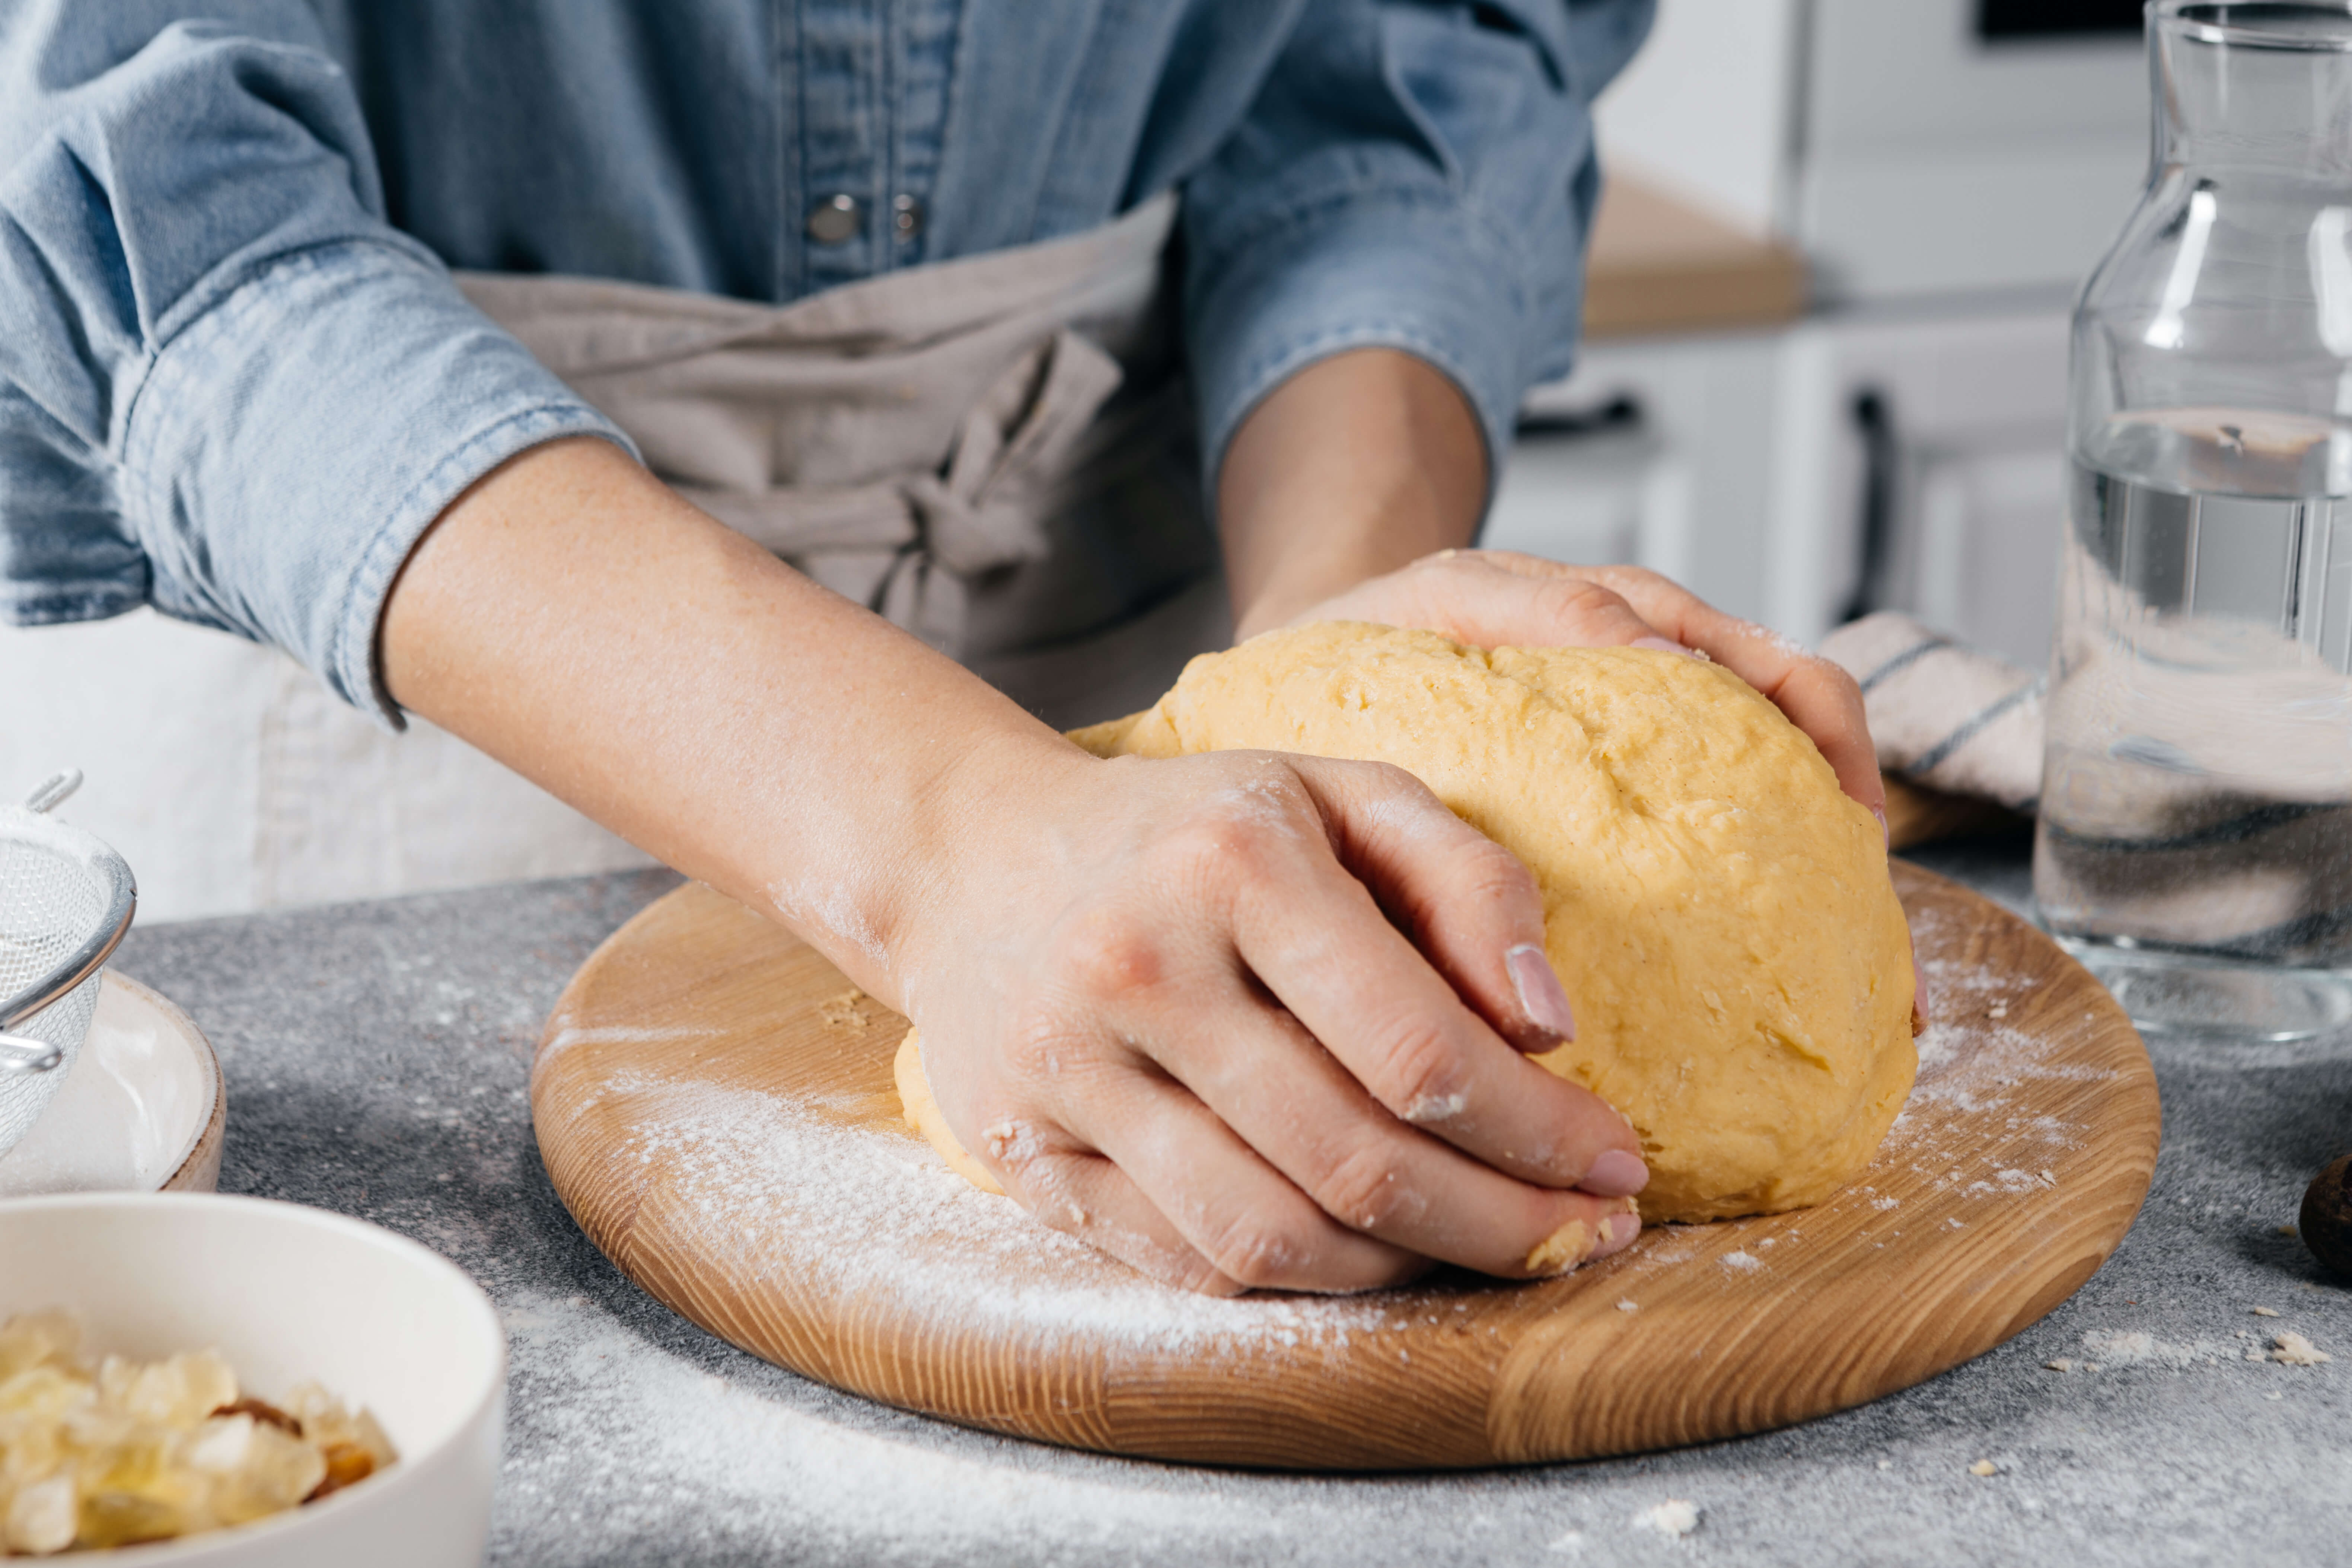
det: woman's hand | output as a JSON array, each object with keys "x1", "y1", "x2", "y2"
[
  {"x1": 1277, "y1": 549, "x2": 1887, "y2": 826},
  {"x1": 898, "y1": 739, "x2": 1649, "y2": 1296},
  {"x1": 387, "y1": 439, "x2": 1644, "y2": 1299}
]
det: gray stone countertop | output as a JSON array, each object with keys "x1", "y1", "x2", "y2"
[{"x1": 103, "y1": 839, "x2": 2350, "y2": 1567}]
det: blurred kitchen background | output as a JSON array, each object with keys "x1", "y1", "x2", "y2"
[
  {"x1": 1491, "y1": 0, "x2": 2144, "y2": 672},
  {"x1": 4, "y1": 0, "x2": 2151, "y2": 922}
]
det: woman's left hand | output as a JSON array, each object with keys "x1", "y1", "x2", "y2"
[{"x1": 1277, "y1": 548, "x2": 1887, "y2": 826}]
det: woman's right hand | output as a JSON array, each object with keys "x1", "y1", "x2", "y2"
[
  {"x1": 385, "y1": 438, "x2": 1646, "y2": 1297},
  {"x1": 885, "y1": 738, "x2": 1650, "y2": 1296}
]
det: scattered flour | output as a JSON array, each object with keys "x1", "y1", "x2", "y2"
[
  {"x1": 557, "y1": 1069, "x2": 1403, "y2": 1362},
  {"x1": 1721, "y1": 1251, "x2": 1763, "y2": 1272},
  {"x1": 1631, "y1": 1500, "x2": 1700, "y2": 1538}
]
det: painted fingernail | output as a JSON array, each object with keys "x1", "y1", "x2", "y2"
[
  {"x1": 1631, "y1": 635, "x2": 1698, "y2": 657},
  {"x1": 1505, "y1": 943, "x2": 1577, "y2": 1043},
  {"x1": 1524, "y1": 1218, "x2": 1596, "y2": 1275},
  {"x1": 1593, "y1": 1211, "x2": 1642, "y2": 1259},
  {"x1": 1873, "y1": 804, "x2": 1890, "y2": 847},
  {"x1": 1581, "y1": 1148, "x2": 1650, "y2": 1198}
]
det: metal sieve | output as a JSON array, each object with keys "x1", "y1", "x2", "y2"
[{"x1": 0, "y1": 771, "x2": 138, "y2": 1158}]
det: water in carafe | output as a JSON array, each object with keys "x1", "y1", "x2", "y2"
[{"x1": 2039, "y1": 412, "x2": 2352, "y2": 1032}]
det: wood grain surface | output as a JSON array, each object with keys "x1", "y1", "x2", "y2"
[{"x1": 532, "y1": 863, "x2": 2158, "y2": 1470}]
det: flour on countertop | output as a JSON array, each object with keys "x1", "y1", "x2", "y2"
[{"x1": 1631, "y1": 1499, "x2": 1700, "y2": 1537}]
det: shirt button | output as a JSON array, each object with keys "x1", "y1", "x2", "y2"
[
  {"x1": 892, "y1": 194, "x2": 925, "y2": 242},
  {"x1": 806, "y1": 193, "x2": 862, "y2": 245}
]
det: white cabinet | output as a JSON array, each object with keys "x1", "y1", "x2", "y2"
[{"x1": 1491, "y1": 304, "x2": 2072, "y2": 668}]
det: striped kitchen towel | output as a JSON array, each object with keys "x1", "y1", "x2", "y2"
[{"x1": 1817, "y1": 612, "x2": 2043, "y2": 813}]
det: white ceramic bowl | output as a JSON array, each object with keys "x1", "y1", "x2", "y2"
[{"x1": 0, "y1": 1193, "x2": 503, "y2": 1566}]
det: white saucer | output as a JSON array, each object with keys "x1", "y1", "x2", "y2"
[{"x1": 0, "y1": 972, "x2": 223, "y2": 1196}]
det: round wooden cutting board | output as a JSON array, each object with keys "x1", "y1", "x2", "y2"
[{"x1": 532, "y1": 863, "x2": 2158, "y2": 1470}]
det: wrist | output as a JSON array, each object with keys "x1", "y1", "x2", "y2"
[
  {"x1": 850, "y1": 723, "x2": 1099, "y2": 1012},
  {"x1": 1218, "y1": 348, "x2": 1486, "y2": 640}
]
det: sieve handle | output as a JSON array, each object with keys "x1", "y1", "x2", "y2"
[
  {"x1": 0, "y1": 1032, "x2": 62, "y2": 1075},
  {"x1": 23, "y1": 769, "x2": 81, "y2": 815}
]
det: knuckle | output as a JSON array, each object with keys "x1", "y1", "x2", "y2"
[
  {"x1": 974, "y1": 1112, "x2": 1052, "y2": 1181},
  {"x1": 1447, "y1": 835, "x2": 1538, "y2": 908},
  {"x1": 997, "y1": 1001, "x2": 1081, "y2": 1085},
  {"x1": 1371, "y1": 1017, "x2": 1469, "y2": 1118},
  {"x1": 1165, "y1": 780, "x2": 1306, "y2": 880},
  {"x1": 1314, "y1": 1140, "x2": 1416, "y2": 1233},
  {"x1": 1552, "y1": 578, "x2": 1633, "y2": 618},
  {"x1": 1203, "y1": 1215, "x2": 1304, "y2": 1289},
  {"x1": 1049, "y1": 908, "x2": 1164, "y2": 1003}
]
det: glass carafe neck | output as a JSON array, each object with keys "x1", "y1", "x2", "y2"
[{"x1": 2157, "y1": 4, "x2": 2352, "y2": 179}]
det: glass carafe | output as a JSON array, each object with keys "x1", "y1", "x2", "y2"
[{"x1": 2039, "y1": 1, "x2": 2352, "y2": 1037}]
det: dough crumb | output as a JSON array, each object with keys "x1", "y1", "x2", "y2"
[
  {"x1": 2245, "y1": 1346, "x2": 2268, "y2": 1362},
  {"x1": 1969, "y1": 1460, "x2": 1998, "y2": 1477},
  {"x1": 2044, "y1": 1358, "x2": 2076, "y2": 1372},
  {"x1": 2278, "y1": 1224, "x2": 2299, "y2": 1236},
  {"x1": 2251, "y1": 1306, "x2": 2281, "y2": 1317},
  {"x1": 1630, "y1": 1500, "x2": 1699, "y2": 1537},
  {"x1": 819, "y1": 989, "x2": 873, "y2": 1029},
  {"x1": 2083, "y1": 1362, "x2": 2103, "y2": 1372},
  {"x1": 2271, "y1": 1332, "x2": 2331, "y2": 1366},
  {"x1": 1526, "y1": 1221, "x2": 1594, "y2": 1275},
  {"x1": 1615, "y1": 1298, "x2": 1639, "y2": 1313},
  {"x1": 1876, "y1": 1459, "x2": 1892, "y2": 1471}
]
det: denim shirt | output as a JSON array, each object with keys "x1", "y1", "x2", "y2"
[{"x1": 0, "y1": 0, "x2": 1651, "y2": 720}]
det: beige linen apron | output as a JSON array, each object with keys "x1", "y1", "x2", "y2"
[{"x1": 0, "y1": 198, "x2": 1227, "y2": 920}]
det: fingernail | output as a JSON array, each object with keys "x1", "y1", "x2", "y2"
[
  {"x1": 1581, "y1": 1148, "x2": 1650, "y2": 1198},
  {"x1": 1631, "y1": 635, "x2": 1697, "y2": 657},
  {"x1": 1872, "y1": 804, "x2": 1890, "y2": 847},
  {"x1": 1505, "y1": 943, "x2": 1577, "y2": 1043},
  {"x1": 1592, "y1": 1211, "x2": 1642, "y2": 1259}
]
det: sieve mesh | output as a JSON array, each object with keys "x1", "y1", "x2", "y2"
[{"x1": 0, "y1": 805, "x2": 134, "y2": 1157}]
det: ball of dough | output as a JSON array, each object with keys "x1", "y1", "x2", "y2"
[{"x1": 1073, "y1": 622, "x2": 1914, "y2": 1223}]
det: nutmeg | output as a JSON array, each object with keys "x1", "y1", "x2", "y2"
[{"x1": 2302, "y1": 1152, "x2": 2352, "y2": 1278}]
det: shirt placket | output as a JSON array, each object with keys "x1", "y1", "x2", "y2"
[{"x1": 788, "y1": 0, "x2": 957, "y2": 296}]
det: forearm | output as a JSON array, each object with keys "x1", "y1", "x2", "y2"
[
  {"x1": 379, "y1": 437, "x2": 1077, "y2": 1003},
  {"x1": 1217, "y1": 348, "x2": 1488, "y2": 640}
]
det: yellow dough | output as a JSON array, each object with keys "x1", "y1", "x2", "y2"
[{"x1": 898, "y1": 621, "x2": 1917, "y2": 1223}]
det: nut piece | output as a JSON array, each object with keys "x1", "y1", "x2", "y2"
[{"x1": 2301, "y1": 1153, "x2": 2352, "y2": 1278}]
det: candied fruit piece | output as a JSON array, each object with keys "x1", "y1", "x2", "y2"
[
  {"x1": 210, "y1": 1421, "x2": 326, "y2": 1526},
  {"x1": 75, "y1": 1429, "x2": 178, "y2": 1499},
  {"x1": 102, "y1": 1350, "x2": 238, "y2": 1431},
  {"x1": 77, "y1": 1488, "x2": 182, "y2": 1550},
  {"x1": 1, "y1": 1416, "x2": 64, "y2": 1485},
  {"x1": 3, "y1": 1473, "x2": 77, "y2": 1556},
  {"x1": 0, "y1": 1366, "x2": 94, "y2": 1425},
  {"x1": 307, "y1": 1440, "x2": 376, "y2": 1501},
  {"x1": 182, "y1": 1412, "x2": 259, "y2": 1476},
  {"x1": 209, "y1": 1396, "x2": 300, "y2": 1436},
  {"x1": 0, "y1": 1314, "x2": 81, "y2": 1383},
  {"x1": 348, "y1": 1407, "x2": 397, "y2": 1469}
]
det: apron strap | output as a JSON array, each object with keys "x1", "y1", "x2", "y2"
[{"x1": 671, "y1": 328, "x2": 1125, "y2": 649}]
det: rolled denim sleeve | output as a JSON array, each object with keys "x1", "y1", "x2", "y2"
[
  {"x1": 0, "y1": 7, "x2": 632, "y2": 722},
  {"x1": 1181, "y1": 0, "x2": 1653, "y2": 501}
]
